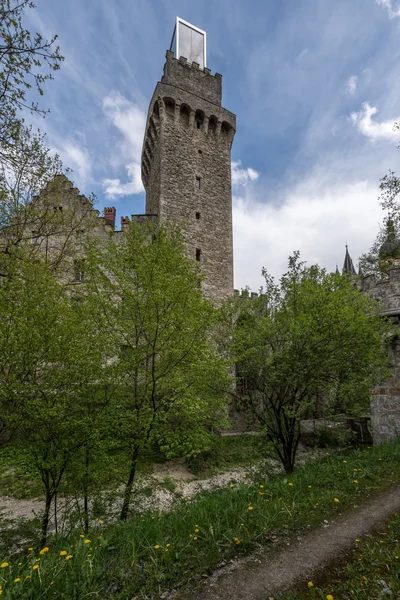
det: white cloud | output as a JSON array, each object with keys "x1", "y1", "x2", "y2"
[
  {"x1": 350, "y1": 102, "x2": 399, "y2": 140},
  {"x1": 231, "y1": 160, "x2": 260, "y2": 187},
  {"x1": 51, "y1": 141, "x2": 92, "y2": 185},
  {"x1": 345, "y1": 75, "x2": 358, "y2": 96},
  {"x1": 376, "y1": 0, "x2": 400, "y2": 18},
  {"x1": 102, "y1": 92, "x2": 146, "y2": 198},
  {"x1": 233, "y1": 177, "x2": 382, "y2": 292}
]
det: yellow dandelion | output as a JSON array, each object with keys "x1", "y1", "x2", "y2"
[
  {"x1": 84, "y1": 539, "x2": 91, "y2": 544},
  {"x1": 39, "y1": 547, "x2": 49, "y2": 555},
  {"x1": 259, "y1": 485, "x2": 264, "y2": 488},
  {"x1": 363, "y1": 576, "x2": 368, "y2": 580},
  {"x1": 355, "y1": 539, "x2": 360, "y2": 542},
  {"x1": 28, "y1": 547, "x2": 33, "y2": 551},
  {"x1": 25, "y1": 575, "x2": 30, "y2": 579},
  {"x1": 308, "y1": 485, "x2": 312, "y2": 489},
  {"x1": 166, "y1": 543, "x2": 171, "y2": 548},
  {"x1": 230, "y1": 483, "x2": 234, "y2": 488},
  {"x1": 379, "y1": 458, "x2": 382, "y2": 461},
  {"x1": 32, "y1": 565, "x2": 39, "y2": 570},
  {"x1": 0, "y1": 563, "x2": 9, "y2": 568},
  {"x1": 248, "y1": 506, "x2": 253, "y2": 511},
  {"x1": 235, "y1": 539, "x2": 240, "y2": 545},
  {"x1": 154, "y1": 545, "x2": 160, "y2": 549},
  {"x1": 195, "y1": 528, "x2": 199, "y2": 533},
  {"x1": 240, "y1": 523, "x2": 244, "y2": 526},
  {"x1": 353, "y1": 480, "x2": 358, "y2": 484},
  {"x1": 18, "y1": 562, "x2": 22, "y2": 566},
  {"x1": 343, "y1": 460, "x2": 347, "y2": 463},
  {"x1": 60, "y1": 551, "x2": 67, "y2": 556},
  {"x1": 395, "y1": 556, "x2": 399, "y2": 559},
  {"x1": 244, "y1": 482, "x2": 248, "y2": 485},
  {"x1": 99, "y1": 520, "x2": 103, "y2": 525},
  {"x1": 66, "y1": 555, "x2": 73, "y2": 560},
  {"x1": 326, "y1": 596, "x2": 334, "y2": 600},
  {"x1": 288, "y1": 482, "x2": 293, "y2": 486},
  {"x1": 308, "y1": 581, "x2": 314, "y2": 587},
  {"x1": 79, "y1": 534, "x2": 84, "y2": 538},
  {"x1": 14, "y1": 578, "x2": 20, "y2": 583},
  {"x1": 35, "y1": 558, "x2": 40, "y2": 562},
  {"x1": 193, "y1": 536, "x2": 198, "y2": 540},
  {"x1": 334, "y1": 498, "x2": 340, "y2": 503}
]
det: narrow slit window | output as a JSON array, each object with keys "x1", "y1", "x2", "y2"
[
  {"x1": 195, "y1": 176, "x2": 201, "y2": 190},
  {"x1": 196, "y1": 248, "x2": 201, "y2": 262},
  {"x1": 195, "y1": 212, "x2": 201, "y2": 220}
]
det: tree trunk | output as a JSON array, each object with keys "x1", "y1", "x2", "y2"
[
  {"x1": 41, "y1": 485, "x2": 53, "y2": 547},
  {"x1": 120, "y1": 448, "x2": 139, "y2": 521}
]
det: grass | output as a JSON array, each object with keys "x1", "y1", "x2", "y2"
[
  {"x1": 277, "y1": 513, "x2": 400, "y2": 600},
  {"x1": 0, "y1": 440, "x2": 400, "y2": 598}
]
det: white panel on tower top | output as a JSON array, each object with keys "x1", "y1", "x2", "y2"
[{"x1": 171, "y1": 17, "x2": 207, "y2": 70}]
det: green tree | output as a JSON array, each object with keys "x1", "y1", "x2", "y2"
[
  {"x1": 232, "y1": 253, "x2": 390, "y2": 474},
  {"x1": 0, "y1": 259, "x2": 113, "y2": 544},
  {"x1": 86, "y1": 220, "x2": 229, "y2": 520},
  {"x1": 0, "y1": 1, "x2": 69, "y2": 277}
]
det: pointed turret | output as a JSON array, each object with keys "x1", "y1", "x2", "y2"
[{"x1": 342, "y1": 245, "x2": 357, "y2": 276}]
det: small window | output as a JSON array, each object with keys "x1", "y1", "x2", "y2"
[
  {"x1": 74, "y1": 259, "x2": 85, "y2": 282},
  {"x1": 198, "y1": 149, "x2": 203, "y2": 155},
  {"x1": 196, "y1": 248, "x2": 201, "y2": 262},
  {"x1": 53, "y1": 206, "x2": 63, "y2": 211},
  {"x1": 195, "y1": 212, "x2": 201, "y2": 220},
  {"x1": 195, "y1": 176, "x2": 201, "y2": 190}
]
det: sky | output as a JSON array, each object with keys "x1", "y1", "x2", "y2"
[{"x1": 25, "y1": 0, "x2": 400, "y2": 291}]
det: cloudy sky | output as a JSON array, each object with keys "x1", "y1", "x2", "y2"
[{"x1": 26, "y1": 0, "x2": 400, "y2": 291}]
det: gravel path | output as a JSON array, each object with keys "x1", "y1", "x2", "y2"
[{"x1": 179, "y1": 486, "x2": 400, "y2": 600}]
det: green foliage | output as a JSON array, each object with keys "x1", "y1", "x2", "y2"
[
  {"x1": 84, "y1": 220, "x2": 230, "y2": 519},
  {"x1": 231, "y1": 252, "x2": 390, "y2": 473},
  {"x1": 1, "y1": 439, "x2": 400, "y2": 598}
]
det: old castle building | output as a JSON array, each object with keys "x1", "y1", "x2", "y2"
[{"x1": 28, "y1": 19, "x2": 236, "y2": 306}]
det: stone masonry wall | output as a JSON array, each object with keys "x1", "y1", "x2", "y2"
[
  {"x1": 360, "y1": 268, "x2": 400, "y2": 444},
  {"x1": 142, "y1": 51, "x2": 236, "y2": 306}
]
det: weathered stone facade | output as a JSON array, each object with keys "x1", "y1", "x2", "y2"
[
  {"x1": 359, "y1": 268, "x2": 400, "y2": 443},
  {"x1": 141, "y1": 50, "x2": 236, "y2": 305}
]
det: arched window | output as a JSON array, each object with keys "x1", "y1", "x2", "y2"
[{"x1": 180, "y1": 104, "x2": 190, "y2": 126}]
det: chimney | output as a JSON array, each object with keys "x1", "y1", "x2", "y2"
[
  {"x1": 104, "y1": 206, "x2": 116, "y2": 229},
  {"x1": 121, "y1": 216, "x2": 130, "y2": 232}
]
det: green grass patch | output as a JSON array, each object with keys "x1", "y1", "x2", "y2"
[
  {"x1": 277, "y1": 512, "x2": 400, "y2": 600},
  {"x1": 0, "y1": 440, "x2": 400, "y2": 598}
]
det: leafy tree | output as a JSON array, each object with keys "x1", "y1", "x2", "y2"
[
  {"x1": 86, "y1": 220, "x2": 229, "y2": 520},
  {"x1": 0, "y1": 0, "x2": 63, "y2": 152},
  {"x1": 0, "y1": 1, "x2": 69, "y2": 277},
  {"x1": 359, "y1": 122, "x2": 400, "y2": 274},
  {"x1": 232, "y1": 253, "x2": 390, "y2": 474},
  {"x1": 0, "y1": 259, "x2": 113, "y2": 544}
]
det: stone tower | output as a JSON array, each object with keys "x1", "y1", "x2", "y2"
[{"x1": 141, "y1": 19, "x2": 236, "y2": 305}]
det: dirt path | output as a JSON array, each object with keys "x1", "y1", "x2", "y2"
[{"x1": 178, "y1": 486, "x2": 400, "y2": 600}]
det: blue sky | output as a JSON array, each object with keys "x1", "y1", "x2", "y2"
[{"x1": 26, "y1": 0, "x2": 400, "y2": 290}]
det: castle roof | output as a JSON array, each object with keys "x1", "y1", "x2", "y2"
[{"x1": 342, "y1": 245, "x2": 357, "y2": 276}]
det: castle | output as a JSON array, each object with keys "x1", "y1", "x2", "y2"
[{"x1": 29, "y1": 18, "x2": 400, "y2": 445}]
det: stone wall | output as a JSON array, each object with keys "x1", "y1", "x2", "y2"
[{"x1": 360, "y1": 269, "x2": 400, "y2": 444}]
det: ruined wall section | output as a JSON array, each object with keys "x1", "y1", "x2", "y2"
[{"x1": 359, "y1": 268, "x2": 400, "y2": 444}]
